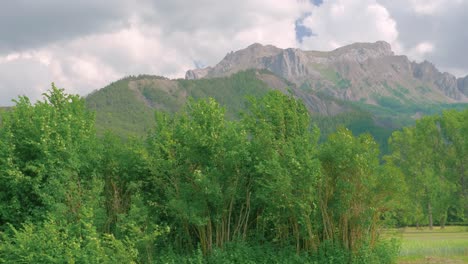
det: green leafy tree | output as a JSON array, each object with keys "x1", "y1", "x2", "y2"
[
  {"x1": 388, "y1": 114, "x2": 459, "y2": 228},
  {"x1": 145, "y1": 98, "x2": 251, "y2": 253},
  {"x1": 319, "y1": 128, "x2": 398, "y2": 250},
  {"x1": 0, "y1": 84, "x2": 97, "y2": 227},
  {"x1": 438, "y1": 110, "x2": 468, "y2": 222},
  {"x1": 243, "y1": 91, "x2": 321, "y2": 252},
  {"x1": 0, "y1": 210, "x2": 137, "y2": 263}
]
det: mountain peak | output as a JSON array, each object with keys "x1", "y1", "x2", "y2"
[
  {"x1": 246, "y1": 42, "x2": 264, "y2": 49},
  {"x1": 186, "y1": 41, "x2": 396, "y2": 81},
  {"x1": 184, "y1": 41, "x2": 467, "y2": 102},
  {"x1": 329, "y1": 41, "x2": 394, "y2": 62},
  {"x1": 333, "y1": 41, "x2": 392, "y2": 52}
]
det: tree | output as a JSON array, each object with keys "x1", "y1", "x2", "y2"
[
  {"x1": 439, "y1": 110, "x2": 468, "y2": 222},
  {"x1": 0, "y1": 84, "x2": 97, "y2": 227},
  {"x1": 145, "y1": 98, "x2": 251, "y2": 253},
  {"x1": 319, "y1": 128, "x2": 386, "y2": 250},
  {"x1": 387, "y1": 115, "x2": 458, "y2": 229},
  {"x1": 243, "y1": 91, "x2": 321, "y2": 252},
  {"x1": 0, "y1": 212, "x2": 137, "y2": 263}
]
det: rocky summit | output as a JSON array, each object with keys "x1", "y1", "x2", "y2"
[{"x1": 186, "y1": 41, "x2": 468, "y2": 104}]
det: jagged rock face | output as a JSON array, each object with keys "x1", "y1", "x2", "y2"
[
  {"x1": 435, "y1": 73, "x2": 459, "y2": 99},
  {"x1": 261, "y1": 48, "x2": 315, "y2": 81},
  {"x1": 411, "y1": 61, "x2": 465, "y2": 100},
  {"x1": 185, "y1": 67, "x2": 212, "y2": 79},
  {"x1": 457, "y1": 76, "x2": 468, "y2": 96},
  {"x1": 412, "y1": 61, "x2": 439, "y2": 80},
  {"x1": 186, "y1": 41, "x2": 468, "y2": 104}
]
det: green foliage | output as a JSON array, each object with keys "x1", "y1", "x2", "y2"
[
  {"x1": 155, "y1": 239, "x2": 400, "y2": 264},
  {"x1": 0, "y1": 107, "x2": 9, "y2": 125},
  {"x1": 179, "y1": 69, "x2": 272, "y2": 117},
  {"x1": 377, "y1": 96, "x2": 404, "y2": 110},
  {"x1": 0, "y1": 84, "x2": 97, "y2": 227},
  {"x1": 312, "y1": 109, "x2": 395, "y2": 154},
  {"x1": 141, "y1": 91, "x2": 400, "y2": 262},
  {"x1": 337, "y1": 77, "x2": 351, "y2": 89},
  {"x1": 0, "y1": 213, "x2": 137, "y2": 263},
  {"x1": 392, "y1": 85, "x2": 410, "y2": 99},
  {"x1": 313, "y1": 65, "x2": 350, "y2": 89},
  {"x1": 244, "y1": 91, "x2": 321, "y2": 251},
  {"x1": 146, "y1": 97, "x2": 256, "y2": 253},
  {"x1": 387, "y1": 109, "x2": 468, "y2": 228},
  {"x1": 97, "y1": 133, "x2": 148, "y2": 233},
  {"x1": 319, "y1": 128, "x2": 387, "y2": 250},
  {"x1": 87, "y1": 70, "x2": 273, "y2": 137},
  {"x1": 352, "y1": 239, "x2": 400, "y2": 264},
  {"x1": 86, "y1": 77, "x2": 155, "y2": 136},
  {"x1": 7, "y1": 86, "x2": 458, "y2": 263}
]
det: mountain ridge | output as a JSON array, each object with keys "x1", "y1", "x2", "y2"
[
  {"x1": 186, "y1": 41, "x2": 468, "y2": 103},
  {"x1": 80, "y1": 41, "x2": 468, "y2": 150}
]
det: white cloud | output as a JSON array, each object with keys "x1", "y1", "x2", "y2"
[
  {"x1": 401, "y1": 41, "x2": 436, "y2": 63},
  {"x1": 0, "y1": 0, "x2": 314, "y2": 105},
  {"x1": 410, "y1": 0, "x2": 444, "y2": 14},
  {"x1": 0, "y1": 57, "x2": 52, "y2": 106},
  {"x1": 409, "y1": 0, "x2": 464, "y2": 15},
  {"x1": 1, "y1": 0, "x2": 468, "y2": 106},
  {"x1": 299, "y1": 0, "x2": 400, "y2": 52}
]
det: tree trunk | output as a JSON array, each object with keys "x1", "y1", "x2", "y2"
[
  {"x1": 428, "y1": 202, "x2": 433, "y2": 230},
  {"x1": 440, "y1": 215, "x2": 446, "y2": 229}
]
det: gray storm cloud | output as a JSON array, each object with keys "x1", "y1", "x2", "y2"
[{"x1": 0, "y1": 0, "x2": 467, "y2": 106}]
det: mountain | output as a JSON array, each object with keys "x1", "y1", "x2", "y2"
[
  {"x1": 86, "y1": 70, "x2": 354, "y2": 137},
  {"x1": 186, "y1": 41, "x2": 468, "y2": 104},
  {"x1": 85, "y1": 41, "x2": 468, "y2": 152}
]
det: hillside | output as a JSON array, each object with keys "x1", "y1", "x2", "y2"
[
  {"x1": 86, "y1": 42, "x2": 468, "y2": 151},
  {"x1": 86, "y1": 70, "x2": 395, "y2": 138},
  {"x1": 86, "y1": 70, "x2": 338, "y2": 136},
  {"x1": 83, "y1": 72, "x2": 390, "y2": 153}
]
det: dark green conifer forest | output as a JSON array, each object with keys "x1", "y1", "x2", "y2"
[{"x1": 0, "y1": 85, "x2": 467, "y2": 263}]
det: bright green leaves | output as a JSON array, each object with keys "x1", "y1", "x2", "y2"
[
  {"x1": 144, "y1": 91, "x2": 398, "y2": 258},
  {"x1": 0, "y1": 85, "x2": 139, "y2": 262},
  {"x1": 146, "y1": 98, "x2": 250, "y2": 252},
  {"x1": 0, "y1": 88, "x2": 414, "y2": 263},
  {"x1": 319, "y1": 128, "x2": 383, "y2": 250},
  {"x1": 387, "y1": 109, "x2": 468, "y2": 228},
  {"x1": 0, "y1": 215, "x2": 137, "y2": 264},
  {"x1": 244, "y1": 91, "x2": 321, "y2": 250},
  {"x1": 245, "y1": 91, "x2": 314, "y2": 142},
  {"x1": 0, "y1": 84, "x2": 97, "y2": 226}
]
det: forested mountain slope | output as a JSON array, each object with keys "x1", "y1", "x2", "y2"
[
  {"x1": 87, "y1": 42, "x2": 468, "y2": 139},
  {"x1": 86, "y1": 70, "x2": 357, "y2": 137}
]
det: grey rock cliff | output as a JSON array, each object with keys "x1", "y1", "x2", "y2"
[
  {"x1": 185, "y1": 67, "x2": 212, "y2": 79},
  {"x1": 185, "y1": 41, "x2": 468, "y2": 104},
  {"x1": 457, "y1": 76, "x2": 468, "y2": 96}
]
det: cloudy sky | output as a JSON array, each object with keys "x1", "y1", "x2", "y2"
[{"x1": 0, "y1": 0, "x2": 467, "y2": 105}]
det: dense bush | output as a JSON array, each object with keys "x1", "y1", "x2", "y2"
[{"x1": 4, "y1": 86, "x2": 465, "y2": 263}]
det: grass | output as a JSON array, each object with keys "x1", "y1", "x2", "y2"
[{"x1": 384, "y1": 226, "x2": 468, "y2": 263}]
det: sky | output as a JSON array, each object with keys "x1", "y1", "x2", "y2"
[{"x1": 0, "y1": 0, "x2": 467, "y2": 106}]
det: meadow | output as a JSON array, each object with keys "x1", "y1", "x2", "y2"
[{"x1": 385, "y1": 226, "x2": 468, "y2": 264}]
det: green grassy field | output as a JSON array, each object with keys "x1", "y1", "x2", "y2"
[{"x1": 385, "y1": 226, "x2": 468, "y2": 263}]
